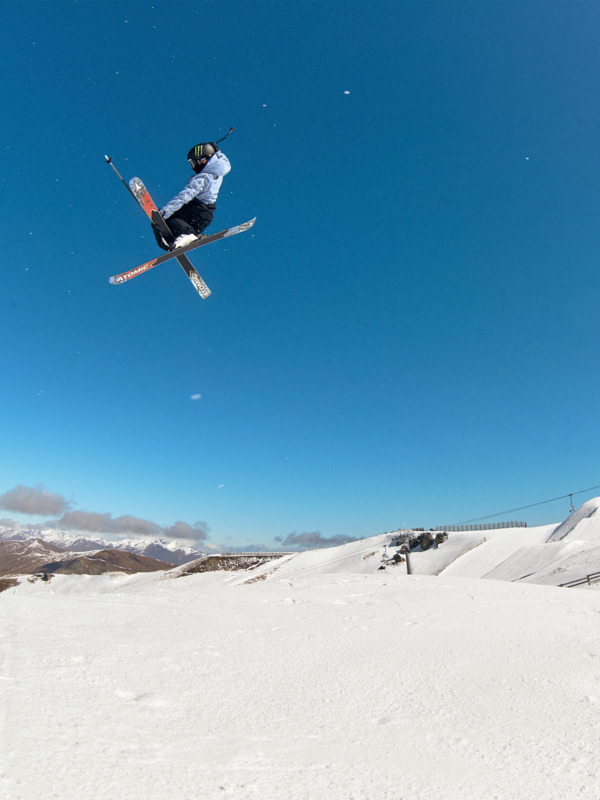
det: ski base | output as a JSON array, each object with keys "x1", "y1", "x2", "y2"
[{"x1": 109, "y1": 215, "x2": 256, "y2": 287}]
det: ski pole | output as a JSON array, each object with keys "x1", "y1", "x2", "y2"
[
  {"x1": 214, "y1": 127, "x2": 235, "y2": 144},
  {"x1": 105, "y1": 155, "x2": 137, "y2": 200}
]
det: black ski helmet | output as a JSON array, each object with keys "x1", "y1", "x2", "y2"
[{"x1": 187, "y1": 142, "x2": 218, "y2": 170}]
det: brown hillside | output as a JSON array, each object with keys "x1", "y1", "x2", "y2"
[
  {"x1": 0, "y1": 539, "x2": 68, "y2": 577},
  {"x1": 37, "y1": 549, "x2": 171, "y2": 575},
  {"x1": 179, "y1": 553, "x2": 287, "y2": 574}
]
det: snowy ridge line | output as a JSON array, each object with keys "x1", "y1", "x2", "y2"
[
  {"x1": 290, "y1": 542, "x2": 388, "y2": 575},
  {"x1": 272, "y1": 536, "x2": 392, "y2": 579},
  {"x1": 154, "y1": 551, "x2": 291, "y2": 581},
  {"x1": 546, "y1": 497, "x2": 600, "y2": 542},
  {"x1": 434, "y1": 537, "x2": 486, "y2": 576},
  {"x1": 275, "y1": 531, "x2": 460, "y2": 579},
  {"x1": 238, "y1": 553, "x2": 299, "y2": 584}
]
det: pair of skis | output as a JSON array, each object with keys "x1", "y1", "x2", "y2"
[{"x1": 106, "y1": 157, "x2": 255, "y2": 299}]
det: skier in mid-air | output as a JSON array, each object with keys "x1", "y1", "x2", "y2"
[{"x1": 153, "y1": 142, "x2": 231, "y2": 251}]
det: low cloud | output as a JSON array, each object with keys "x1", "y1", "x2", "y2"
[
  {"x1": 0, "y1": 484, "x2": 71, "y2": 516},
  {"x1": 0, "y1": 518, "x2": 21, "y2": 529},
  {"x1": 43, "y1": 510, "x2": 209, "y2": 542},
  {"x1": 164, "y1": 521, "x2": 209, "y2": 541},
  {"x1": 274, "y1": 531, "x2": 358, "y2": 551},
  {"x1": 44, "y1": 510, "x2": 162, "y2": 537},
  {"x1": 0, "y1": 484, "x2": 210, "y2": 544}
]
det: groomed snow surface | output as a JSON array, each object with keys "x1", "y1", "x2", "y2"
[{"x1": 3, "y1": 500, "x2": 600, "y2": 799}]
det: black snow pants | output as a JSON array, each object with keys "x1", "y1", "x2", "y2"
[{"x1": 153, "y1": 199, "x2": 216, "y2": 251}]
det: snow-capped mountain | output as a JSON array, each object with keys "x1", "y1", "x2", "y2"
[
  {"x1": 0, "y1": 537, "x2": 68, "y2": 577},
  {"x1": 0, "y1": 526, "x2": 204, "y2": 565},
  {"x1": 0, "y1": 538, "x2": 173, "y2": 578}
]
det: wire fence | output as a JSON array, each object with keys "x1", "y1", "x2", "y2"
[{"x1": 433, "y1": 521, "x2": 527, "y2": 532}]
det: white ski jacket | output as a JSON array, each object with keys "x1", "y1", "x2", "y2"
[{"x1": 160, "y1": 151, "x2": 231, "y2": 220}]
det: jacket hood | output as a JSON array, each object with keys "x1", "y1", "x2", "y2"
[{"x1": 202, "y1": 151, "x2": 231, "y2": 178}]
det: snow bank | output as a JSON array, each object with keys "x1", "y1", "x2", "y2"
[
  {"x1": 3, "y1": 571, "x2": 600, "y2": 800},
  {"x1": 241, "y1": 532, "x2": 489, "y2": 582},
  {"x1": 546, "y1": 497, "x2": 600, "y2": 542},
  {"x1": 247, "y1": 519, "x2": 589, "y2": 587},
  {"x1": 5, "y1": 499, "x2": 600, "y2": 798}
]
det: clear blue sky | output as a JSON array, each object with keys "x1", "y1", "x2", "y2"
[{"x1": 2, "y1": 1, "x2": 600, "y2": 550}]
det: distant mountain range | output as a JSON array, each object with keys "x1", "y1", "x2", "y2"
[
  {"x1": 0, "y1": 526, "x2": 205, "y2": 577},
  {"x1": 0, "y1": 538, "x2": 172, "y2": 576}
]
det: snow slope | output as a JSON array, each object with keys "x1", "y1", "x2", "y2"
[
  {"x1": 442, "y1": 498, "x2": 600, "y2": 586},
  {"x1": 4, "y1": 499, "x2": 600, "y2": 799},
  {"x1": 547, "y1": 497, "x2": 600, "y2": 542},
  {"x1": 3, "y1": 569, "x2": 600, "y2": 800},
  {"x1": 238, "y1": 514, "x2": 593, "y2": 588}
]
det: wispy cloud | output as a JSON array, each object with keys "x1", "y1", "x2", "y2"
[
  {"x1": 274, "y1": 531, "x2": 358, "y2": 551},
  {"x1": 0, "y1": 484, "x2": 71, "y2": 516}
]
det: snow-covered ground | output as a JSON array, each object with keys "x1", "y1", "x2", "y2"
[{"x1": 3, "y1": 500, "x2": 600, "y2": 799}]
